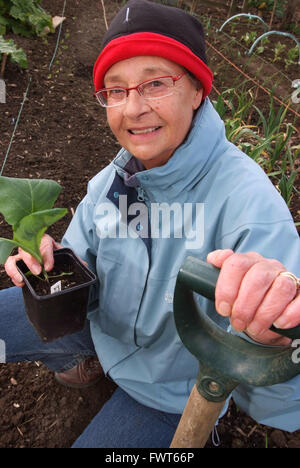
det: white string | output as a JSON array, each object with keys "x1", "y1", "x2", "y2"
[
  {"x1": 49, "y1": 0, "x2": 67, "y2": 70},
  {"x1": 211, "y1": 424, "x2": 221, "y2": 447},
  {"x1": 0, "y1": 77, "x2": 32, "y2": 176}
]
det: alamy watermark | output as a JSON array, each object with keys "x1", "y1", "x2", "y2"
[
  {"x1": 292, "y1": 79, "x2": 300, "y2": 104},
  {"x1": 95, "y1": 196, "x2": 204, "y2": 249},
  {"x1": 0, "y1": 339, "x2": 6, "y2": 363},
  {"x1": 292, "y1": 339, "x2": 300, "y2": 364},
  {"x1": 0, "y1": 80, "x2": 6, "y2": 104}
]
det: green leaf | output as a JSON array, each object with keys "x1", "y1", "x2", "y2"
[
  {"x1": 13, "y1": 208, "x2": 67, "y2": 263},
  {"x1": 0, "y1": 238, "x2": 18, "y2": 264},
  {"x1": 0, "y1": 35, "x2": 27, "y2": 68},
  {"x1": 0, "y1": 16, "x2": 10, "y2": 26},
  {"x1": 278, "y1": 172, "x2": 297, "y2": 207},
  {"x1": 0, "y1": 177, "x2": 64, "y2": 226},
  {"x1": 11, "y1": 20, "x2": 33, "y2": 37},
  {"x1": 0, "y1": 0, "x2": 11, "y2": 15},
  {"x1": 0, "y1": 177, "x2": 67, "y2": 266},
  {"x1": 9, "y1": 0, "x2": 53, "y2": 36}
]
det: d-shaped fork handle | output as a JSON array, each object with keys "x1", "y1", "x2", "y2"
[
  {"x1": 173, "y1": 256, "x2": 300, "y2": 402},
  {"x1": 171, "y1": 256, "x2": 300, "y2": 448},
  {"x1": 178, "y1": 256, "x2": 300, "y2": 340}
]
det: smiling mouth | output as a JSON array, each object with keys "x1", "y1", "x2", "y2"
[{"x1": 128, "y1": 126, "x2": 161, "y2": 135}]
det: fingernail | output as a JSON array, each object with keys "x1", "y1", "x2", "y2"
[
  {"x1": 273, "y1": 337, "x2": 291, "y2": 347},
  {"x1": 218, "y1": 301, "x2": 232, "y2": 316},
  {"x1": 207, "y1": 251, "x2": 218, "y2": 262},
  {"x1": 273, "y1": 316, "x2": 291, "y2": 329},
  {"x1": 32, "y1": 265, "x2": 41, "y2": 275},
  {"x1": 15, "y1": 274, "x2": 23, "y2": 283},
  {"x1": 232, "y1": 318, "x2": 246, "y2": 331},
  {"x1": 247, "y1": 322, "x2": 262, "y2": 337}
]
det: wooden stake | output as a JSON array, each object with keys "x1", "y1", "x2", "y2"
[
  {"x1": 190, "y1": 0, "x2": 197, "y2": 14},
  {"x1": 228, "y1": 0, "x2": 238, "y2": 18},
  {"x1": 170, "y1": 385, "x2": 225, "y2": 448},
  {"x1": 0, "y1": 53, "x2": 7, "y2": 79},
  {"x1": 100, "y1": 0, "x2": 108, "y2": 31},
  {"x1": 269, "y1": 0, "x2": 277, "y2": 30}
]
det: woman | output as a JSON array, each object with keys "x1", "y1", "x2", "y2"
[{"x1": 1, "y1": 0, "x2": 300, "y2": 447}]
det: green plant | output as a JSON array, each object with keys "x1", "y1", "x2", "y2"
[
  {"x1": 213, "y1": 86, "x2": 259, "y2": 145},
  {"x1": 269, "y1": 123, "x2": 295, "y2": 169},
  {"x1": 278, "y1": 170, "x2": 297, "y2": 206},
  {"x1": 272, "y1": 41, "x2": 286, "y2": 62},
  {"x1": 286, "y1": 24, "x2": 300, "y2": 36},
  {"x1": 0, "y1": 177, "x2": 67, "y2": 276},
  {"x1": 0, "y1": 0, "x2": 53, "y2": 37},
  {"x1": 0, "y1": 34, "x2": 27, "y2": 68},
  {"x1": 254, "y1": 36, "x2": 270, "y2": 55},
  {"x1": 251, "y1": 96, "x2": 296, "y2": 172},
  {"x1": 247, "y1": 0, "x2": 285, "y2": 16},
  {"x1": 0, "y1": 0, "x2": 54, "y2": 73},
  {"x1": 241, "y1": 31, "x2": 257, "y2": 47},
  {"x1": 275, "y1": 144, "x2": 299, "y2": 206},
  {"x1": 253, "y1": 94, "x2": 288, "y2": 139},
  {"x1": 284, "y1": 46, "x2": 299, "y2": 69},
  {"x1": 214, "y1": 87, "x2": 298, "y2": 212},
  {"x1": 265, "y1": 432, "x2": 268, "y2": 448}
]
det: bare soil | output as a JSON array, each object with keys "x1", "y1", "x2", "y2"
[{"x1": 0, "y1": 0, "x2": 299, "y2": 448}]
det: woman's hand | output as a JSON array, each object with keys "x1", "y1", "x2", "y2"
[
  {"x1": 207, "y1": 249, "x2": 300, "y2": 346},
  {"x1": 4, "y1": 234, "x2": 63, "y2": 287}
]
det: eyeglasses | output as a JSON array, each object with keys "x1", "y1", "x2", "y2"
[{"x1": 94, "y1": 73, "x2": 186, "y2": 108}]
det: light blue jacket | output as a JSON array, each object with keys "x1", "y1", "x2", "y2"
[{"x1": 62, "y1": 98, "x2": 300, "y2": 431}]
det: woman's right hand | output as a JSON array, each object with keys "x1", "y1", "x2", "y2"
[{"x1": 4, "y1": 234, "x2": 63, "y2": 287}]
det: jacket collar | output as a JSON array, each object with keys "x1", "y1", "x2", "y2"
[{"x1": 113, "y1": 98, "x2": 229, "y2": 200}]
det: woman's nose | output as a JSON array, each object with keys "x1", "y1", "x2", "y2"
[{"x1": 123, "y1": 89, "x2": 151, "y2": 118}]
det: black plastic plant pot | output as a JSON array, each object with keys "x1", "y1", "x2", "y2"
[{"x1": 16, "y1": 248, "x2": 97, "y2": 343}]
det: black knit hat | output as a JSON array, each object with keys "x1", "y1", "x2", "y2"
[{"x1": 93, "y1": 0, "x2": 213, "y2": 99}]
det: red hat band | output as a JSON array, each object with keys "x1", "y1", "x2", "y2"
[{"x1": 93, "y1": 32, "x2": 213, "y2": 99}]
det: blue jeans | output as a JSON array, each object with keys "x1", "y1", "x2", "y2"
[{"x1": 0, "y1": 287, "x2": 181, "y2": 448}]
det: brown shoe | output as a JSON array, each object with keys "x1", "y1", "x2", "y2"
[{"x1": 55, "y1": 357, "x2": 104, "y2": 389}]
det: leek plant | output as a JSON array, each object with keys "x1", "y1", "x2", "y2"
[
  {"x1": 213, "y1": 86, "x2": 260, "y2": 146},
  {"x1": 213, "y1": 88, "x2": 298, "y2": 208}
]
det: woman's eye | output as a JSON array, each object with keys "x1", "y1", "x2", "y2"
[
  {"x1": 150, "y1": 80, "x2": 164, "y2": 88},
  {"x1": 109, "y1": 89, "x2": 124, "y2": 95}
]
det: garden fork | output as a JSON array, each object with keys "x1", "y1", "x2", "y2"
[{"x1": 170, "y1": 257, "x2": 300, "y2": 448}]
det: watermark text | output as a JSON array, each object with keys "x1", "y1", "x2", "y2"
[
  {"x1": 0, "y1": 339, "x2": 6, "y2": 363},
  {"x1": 95, "y1": 196, "x2": 205, "y2": 249},
  {"x1": 292, "y1": 79, "x2": 300, "y2": 104},
  {"x1": 0, "y1": 79, "x2": 6, "y2": 104},
  {"x1": 292, "y1": 339, "x2": 300, "y2": 364}
]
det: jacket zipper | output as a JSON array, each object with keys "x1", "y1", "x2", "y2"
[{"x1": 137, "y1": 186, "x2": 148, "y2": 202}]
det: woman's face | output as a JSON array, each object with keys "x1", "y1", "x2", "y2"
[{"x1": 104, "y1": 56, "x2": 203, "y2": 169}]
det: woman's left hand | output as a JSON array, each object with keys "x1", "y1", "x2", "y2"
[{"x1": 207, "y1": 249, "x2": 300, "y2": 346}]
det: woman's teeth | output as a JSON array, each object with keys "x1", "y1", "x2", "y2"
[{"x1": 130, "y1": 127, "x2": 160, "y2": 135}]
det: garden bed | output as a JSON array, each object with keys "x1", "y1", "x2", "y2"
[{"x1": 0, "y1": 0, "x2": 299, "y2": 448}]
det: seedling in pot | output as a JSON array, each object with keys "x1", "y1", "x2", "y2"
[{"x1": 0, "y1": 176, "x2": 68, "y2": 283}]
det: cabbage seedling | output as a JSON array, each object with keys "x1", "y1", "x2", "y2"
[{"x1": 0, "y1": 176, "x2": 67, "y2": 279}]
